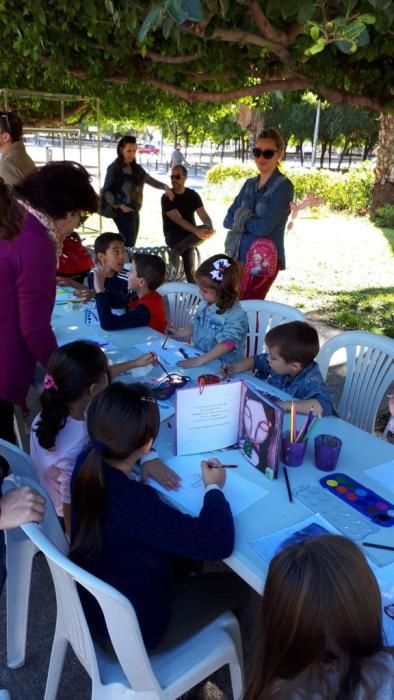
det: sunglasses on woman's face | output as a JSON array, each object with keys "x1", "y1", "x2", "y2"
[{"x1": 252, "y1": 147, "x2": 278, "y2": 160}]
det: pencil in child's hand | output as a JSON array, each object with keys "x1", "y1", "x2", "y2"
[
  {"x1": 161, "y1": 335, "x2": 169, "y2": 349},
  {"x1": 206, "y1": 460, "x2": 237, "y2": 469}
]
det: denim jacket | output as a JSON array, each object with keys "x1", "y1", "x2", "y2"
[
  {"x1": 223, "y1": 169, "x2": 294, "y2": 267},
  {"x1": 254, "y1": 354, "x2": 335, "y2": 416},
  {"x1": 192, "y1": 300, "x2": 248, "y2": 363}
]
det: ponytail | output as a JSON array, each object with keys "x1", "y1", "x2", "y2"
[
  {"x1": 69, "y1": 447, "x2": 106, "y2": 563},
  {"x1": 0, "y1": 179, "x2": 24, "y2": 240},
  {"x1": 35, "y1": 340, "x2": 110, "y2": 449}
]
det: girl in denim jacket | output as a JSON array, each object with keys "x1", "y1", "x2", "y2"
[{"x1": 176, "y1": 254, "x2": 248, "y2": 368}]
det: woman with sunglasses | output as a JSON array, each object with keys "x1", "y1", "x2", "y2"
[
  {"x1": 224, "y1": 128, "x2": 294, "y2": 299},
  {"x1": 100, "y1": 135, "x2": 173, "y2": 247},
  {"x1": 0, "y1": 161, "x2": 98, "y2": 444}
]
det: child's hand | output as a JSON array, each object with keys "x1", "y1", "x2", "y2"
[
  {"x1": 220, "y1": 363, "x2": 234, "y2": 378},
  {"x1": 93, "y1": 265, "x2": 106, "y2": 293},
  {"x1": 134, "y1": 352, "x2": 157, "y2": 368},
  {"x1": 177, "y1": 356, "x2": 204, "y2": 369},
  {"x1": 141, "y1": 458, "x2": 181, "y2": 491},
  {"x1": 74, "y1": 288, "x2": 96, "y2": 303},
  {"x1": 201, "y1": 459, "x2": 226, "y2": 489}
]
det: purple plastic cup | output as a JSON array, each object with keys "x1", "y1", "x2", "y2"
[
  {"x1": 314, "y1": 434, "x2": 342, "y2": 471},
  {"x1": 281, "y1": 431, "x2": 308, "y2": 467}
]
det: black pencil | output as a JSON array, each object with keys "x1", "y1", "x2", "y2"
[
  {"x1": 363, "y1": 542, "x2": 394, "y2": 552},
  {"x1": 283, "y1": 466, "x2": 293, "y2": 503}
]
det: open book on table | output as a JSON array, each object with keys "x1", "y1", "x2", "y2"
[{"x1": 175, "y1": 380, "x2": 283, "y2": 479}]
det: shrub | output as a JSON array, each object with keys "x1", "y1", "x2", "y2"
[
  {"x1": 206, "y1": 162, "x2": 374, "y2": 215},
  {"x1": 371, "y1": 204, "x2": 394, "y2": 228}
]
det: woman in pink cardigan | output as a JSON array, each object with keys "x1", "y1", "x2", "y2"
[{"x1": 0, "y1": 161, "x2": 98, "y2": 443}]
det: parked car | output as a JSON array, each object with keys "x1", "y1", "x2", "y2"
[{"x1": 138, "y1": 143, "x2": 160, "y2": 155}]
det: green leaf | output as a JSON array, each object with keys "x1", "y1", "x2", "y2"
[
  {"x1": 266, "y1": 0, "x2": 282, "y2": 19},
  {"x1": 162, "y1": 15, "x2": 175, "y2": 39},
  {"x1": 167, "y1": 0, "x2": 189, "y2": 23},
  {"x1": 358, "y1": 13, "x2": 376, "y2": 24},
  {"x1": 104, "y1": 0, "x2": 114, "y2": 14},
  {"x1": 297, "y1": 1, "x2": 315, "y2": 24},
  {"x1": 309, "y1": 38, "x2": 326, "y2": 54},
  {"x1": 310, "y1": 25, "x2": 320, "y2": 41},
  {"x1": 140, "y1": 44, "x2": 148, "y2": 57},
  {"x1": 356, "y1": 28, "x2": 370, "y2": 47},
  {"x1": 280, "y1": 0, "x2": 298, "y2": 21},
  {"x1": 138, "y1": 5, "x2": 161, "y2": 42},
  {"x1": 335, "y1": 39, "x2": 357, "y2": 54},
  {"x1": 182, "y1": 0, "x2": 204, "y2": 20}
]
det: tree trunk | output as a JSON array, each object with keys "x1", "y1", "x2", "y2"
[
  {"x1": 328, "y1": 143, "x2": 332, "y2": 168},
  {"x1": 298, "y1": 142, "x2": 304, "y2": 167},
  {"x1": 320, "y1": 142, "x2": 327, "y2": 168},
  {"x1": 337, "y1": 142, "x2": 349, "y2": 170},
  {"x1": 371, "y1": 112, "x2": 394, "y2": 213}
]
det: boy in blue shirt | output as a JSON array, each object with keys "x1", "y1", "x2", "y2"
[
  {"x1": 224, "y1": 321, "x2": 334, "y2": 416},
  {"x1": 74, "y1": 232, "x2": 129, "y2": 308}
]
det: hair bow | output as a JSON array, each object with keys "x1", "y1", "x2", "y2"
[
  {"x1": 210, "y1": 258, "x2": 231, "y2": 282},
  {"x1": 43, "y1": 374, "x2": 58, "y2": 391}
]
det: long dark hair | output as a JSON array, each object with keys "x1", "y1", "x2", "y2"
[
  {"x1": 245, "y1": 535, "x2": 386, "y2": 700},
  {"x1": 70, "y1": 382, "x2": 160, "y2": 564},
  {"x1": 0, "y1": 161, "x2": 98, "y2": 242},
  {"x1": 35, "y1": 341, "x2": 110, "y2": 449},
  {"x1": 195, "y1": 254, "x2": 241, "y2": 313},
  {"x1": 0, "y1": 178, "x2": 23, "y2": 240}
]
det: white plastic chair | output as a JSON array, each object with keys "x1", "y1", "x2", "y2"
[
  {"x1": 317, "y1": 331, "x2": 394, "y2": 433},
  {"x1": 239, "y1": 299, "x2": 305, "y2": 357},
  {"x1": 0, "y1": 441, "x2": 64, "y2": 669},
  {"x1": 158, "y1": 282, "x2": 202, "y2": 328},
  {"x1": 3, "y1": 476, "x2": 244, "y2": 700}
]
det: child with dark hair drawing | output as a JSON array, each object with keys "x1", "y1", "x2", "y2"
[
  {"x1": 93, "y1": 252, "x2": 167, "y2": 332},
  {"x1": 70, "y1": 381, "x2": 247, "y2": 651},
  {"x1": 176, "y1": 253, "x2": 248, "y2": 368},
  {"x1": 30, "y1": 341, "x2": 180, "y2": 535},
  {"x1": 224, "y1": 321, "x2": 334, "y2": 416},
  {"x1": 245, "y1": 535, "x2": 394, "y2": 699}
]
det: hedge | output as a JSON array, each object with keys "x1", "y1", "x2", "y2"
[{"x1": 206, "y1": 162, "x2": 375, "y2": 215}]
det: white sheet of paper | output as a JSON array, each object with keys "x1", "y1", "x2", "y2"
[
  {"x1": 365, "y1": 461, "x2": 394, "y2": 495},
  {"x1": 176, "y1": 381, "x2": 242, "y2": 455},
  {"x1": 249, "y1": 514, "x2": 339, "y2": 566},
  {"x1": 147, "y1": 453, "x2": 268, "y2": 517},
  {"x1": 135, "y1": 338, "x2": 201, "y2": 368},
  {"x1": 157, "y1": 401, "x2": 176, "y2": 423}
]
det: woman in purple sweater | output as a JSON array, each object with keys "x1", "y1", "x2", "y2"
[{"x1": 0, "y1": 162, "x2": 98, "y2": 443}]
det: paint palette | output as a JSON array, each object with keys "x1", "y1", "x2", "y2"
[
  {"x1": 320, "y1": 473, "x2": 394, "y2": 528},
  {"x1": 295, "y1": 483, "x2": 379, "y2": 541}
]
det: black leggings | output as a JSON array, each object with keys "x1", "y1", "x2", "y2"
[{"x1": 0, "y1": 399, "x2": 16, "y2": 444}]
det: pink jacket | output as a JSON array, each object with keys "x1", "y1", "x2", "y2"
[{"x1": 0, "y1": 213, "x2": 58, "y2": 404}]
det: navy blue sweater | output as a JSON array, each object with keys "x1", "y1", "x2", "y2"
[
  {"x1": 71, "y1": 458, "x2": 234, "y2": 649},
  {"x1": 87, "y1": 271, "x2": 129, "y2": 309}
]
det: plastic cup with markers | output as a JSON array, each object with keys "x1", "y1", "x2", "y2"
[{"x1": 281, "y1": 431, "x2": 308, "y2": 467}]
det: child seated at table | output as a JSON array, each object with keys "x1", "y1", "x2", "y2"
[
  {"x1": 245, "y1": 534, "x2": 393, "y2": 700},
  {"x1": 30, "y1": 341, "x2": 180, "y2": 536},
  {"x1": 175, "y1": 254, "x2": 248, "y2": 368},
  {"x1": 70, "y1": 381, "x2": 248, "y2": 651},
  {"x1": 71, "y1": 232, "x2": 128, "y2": 306},
  {"x1": 93, "y1": 252, "x2": 167, "y2": 333},
  {"x1": 223, "y1": 321, "x2": 334, "y2": 416}
]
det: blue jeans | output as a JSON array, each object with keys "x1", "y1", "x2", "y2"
[{"x1": 114, "y1": 210, "x2": 140, "y2": 247}]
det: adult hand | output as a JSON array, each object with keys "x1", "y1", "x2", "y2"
[
  {"x1": 119, "y1": 204, "x2": 134, "y2": 213},
  {"x1": 141, "y1": 458, "x2": 181, "y2": 491},
  {"x1": 219, "y1": 363, "x2": 234, "y2": 378},
  {"x1": 0, "y1": 487, "x2": 46, "y2": 530},
  {"x1": 201, "y1": 459, "x2": 226, "y2": 489},
  {"x1": 177, "y1": 355, "x2": 204, "y2": 369},
  {"x1": 93, "y1": 265, "x2": 106, "y2": 294},
  {"x1": 194, "y1": 227, "x2": 213, "y2": 240},
  {"x1": 164, "y1": 185, "x2": 175, "y2": 201}
]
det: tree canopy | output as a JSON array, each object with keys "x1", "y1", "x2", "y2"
[{"x1": 0, "y1": 0, "x2": 392, "y2": 118}]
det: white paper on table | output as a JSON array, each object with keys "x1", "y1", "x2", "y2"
[
  {"x1": 249, "y1": 514, "x2": 340, "y2": 566},
  {"x1": 365, "y1": 461, "x2": 394, "y2": 495},
  {"x1": 368, "y1": 561, "x2": 394, "y2": 645},
  {"x1": 135, "y1": 338, "x2": 202, "y2": 368},
  {"x1": 157, "y1": 401, "x2": 176, "y2": 423},
  {"x1": 175, "y1": 381, "x2": 242, "y2": 455},
  {"x1": 147, "y1": 453, "x2": 268, "y2": 517}
]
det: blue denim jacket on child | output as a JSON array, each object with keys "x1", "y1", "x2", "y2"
[
  {"x1": 192, "y1": 300, "x2": 248, "y2": 363},
  {"x1": 254, "y1": 353, "x2": 335, "y2": 416}
]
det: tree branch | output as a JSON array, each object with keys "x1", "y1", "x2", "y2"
[
  {"x1": 318, "y1": 86, "x2": 386, "y2": 112},
  {"x1": 133, "y1": 49, "x2": 202, "y2": 64},
  {"x1": 143, "y1": 75, "x2": 310, "y2": 102},
  {"x1": 249, "y1": 2, "x2": 290, "y2": 45}
]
